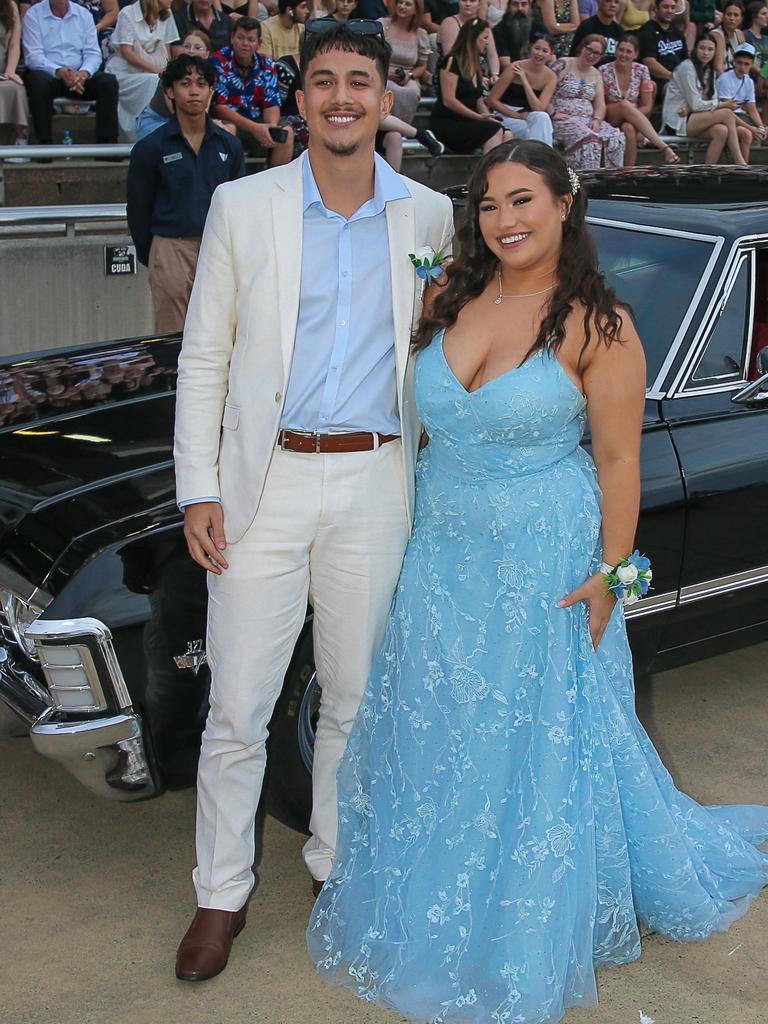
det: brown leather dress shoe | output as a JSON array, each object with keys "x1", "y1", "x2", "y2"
[
  {"x1": 175, "y1": 905, "x2": 248, "y2": 982},
  {"x1": 312, "y1": 878, "x2": 325, "y2": 899}
]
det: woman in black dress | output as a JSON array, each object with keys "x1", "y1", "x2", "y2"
[{"x1": 429, "y1": 17, "x2": 510, "y2": 152}]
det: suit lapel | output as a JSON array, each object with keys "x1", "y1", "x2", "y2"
[
  {"x1": 271, "y1": 156, "x2": 305, "y2": 381},
  {"x1": 386, "y1": 197, "x2": 417, "y2": 389}
]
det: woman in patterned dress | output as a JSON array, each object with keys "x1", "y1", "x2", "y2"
[
  {"x1": 601, "y1": 34, "x2": 680, "y2": 164},
  {"x1": 534, "y1": 0, "x2": 580, "y2": 54},
  {"x1": 380, "y1": 0, "x2": 433, "y2": 121},
  {"x1": 551, "y1": 34, "x2": 625, "y2": 168}
]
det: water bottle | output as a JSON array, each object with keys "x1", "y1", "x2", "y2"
[{"x1": 62, "y1": 129, "x2": 73, "y2": 158}]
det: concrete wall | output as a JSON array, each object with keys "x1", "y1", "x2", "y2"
[{"x1": 2, "y1": 233, "x2": 154, "y2": 356}]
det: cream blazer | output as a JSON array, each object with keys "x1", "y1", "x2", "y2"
[{"x1": 174, "y1": 153, "x2": 454, "y2": 544}]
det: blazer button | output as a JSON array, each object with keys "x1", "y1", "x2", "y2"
[{"x1": 275, "y1": 391, "x2": 282, "y2": 403}]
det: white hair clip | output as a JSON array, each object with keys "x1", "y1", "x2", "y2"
[{"x1": 567, "y1": 166, "x2": 581, "y2": 195}]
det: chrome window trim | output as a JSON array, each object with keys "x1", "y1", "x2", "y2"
[
  {"x1": 679, "y1": 564, "x2": 768, "y2": 605},
  {"x1": 671, "y1": 251, "x2": 753, "y2": 397},
  {"x1": 586, "y1": 218, "x2": 725, "y2": 400},
  {"x1": 623, "y1": 589, "x2": 678, "y2": 620}
]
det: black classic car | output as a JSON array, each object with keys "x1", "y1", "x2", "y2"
[{"x1": 1, "y1": 166, "x2": 767, "y2": 831}]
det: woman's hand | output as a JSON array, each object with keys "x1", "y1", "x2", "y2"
[
  {"x1": 557, "y1": 573, "x2": 617, "y2": 650},
  {"x1": 589, "y1": 117, "x2": 601, "y2": 131},
  {"x1": 7, "y1": 71, "x2": 23, "y2": 85}
]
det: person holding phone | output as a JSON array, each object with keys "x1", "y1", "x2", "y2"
[
  {"x1": 127, "y1": 53, "x2": 245, "y2": 333},
  {"x1": 211, "y1": 15, "x2": 295, "y2": 163}
]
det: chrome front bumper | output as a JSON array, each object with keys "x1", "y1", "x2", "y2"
[{"x1": 0, "y1": 618, "x2": 160, "y2": 801}]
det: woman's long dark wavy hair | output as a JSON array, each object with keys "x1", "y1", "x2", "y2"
[
  {"x1": 691, "y1": 33, "x2": 717, "y2": 98},
  {"x1": 412, "y1": 140, "x2": 626, "y2": 363}
]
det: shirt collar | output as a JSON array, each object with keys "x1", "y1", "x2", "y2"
[
  {"x1": 166, "y1": 113, "x2": 218, "y2": 144},
  {"x1": 302, "y1": 151, "x2": 411, "y2": 217},
  {"x1": 44, "y1": 0, "x2": 78, "y2": 19}
]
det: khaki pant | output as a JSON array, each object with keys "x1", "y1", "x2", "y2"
[{"x1": 148, "y1": 235, "x2": 201, "y2": 335}]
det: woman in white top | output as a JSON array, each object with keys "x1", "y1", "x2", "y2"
[
  {"x1": 106, "y1": 0, "x2": 179, "y2": 140},
  {"x1": 662, "y1": 33, "x2": 750, "y2": 162},
  {"x1": 713, "y1": 0, "x2": 746, "y2": 73}
]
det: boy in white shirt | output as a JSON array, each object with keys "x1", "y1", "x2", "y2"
[{"x1": 717, "y1": 42, "x2": 766, "y2": 151}]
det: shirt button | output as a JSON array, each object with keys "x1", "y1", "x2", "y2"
[
  {"x1": 274, "y1": 391, "x2": 282, "y2": 403},
  {"x1": 339, "y1": 320, "x2": 346, "y2": 326},
  {"x1": 342, "y1": 271, "x2": 349, "y2": 277}
]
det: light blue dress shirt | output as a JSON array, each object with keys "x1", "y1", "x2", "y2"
[
  {"x1": 180, "y1": 151, "x2": 412, "y2": 510},
  {"x1": 280, "y1": 152, "x2": 410, "y2": 435},
  {"x1": 23, "y1": 0, "x2": 103, "y2": 80}
]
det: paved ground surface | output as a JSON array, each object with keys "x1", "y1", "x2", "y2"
[{"x1": 1, "y1": 644, "x2": 766, "y2": 1024}]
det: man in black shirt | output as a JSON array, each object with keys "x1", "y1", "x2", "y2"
[
  {"x1": 569, "y1": 0, "x2": 623, "y2": 62},
  {"x1": 494, "y1": 0, "x2": 546, "y2": 67},
  {"x1": 127, "y1": 55, "x2": 246, "y2": 334},
  {"x1": 174, "y1": 0, "x2": 234, "y2": 55},
  {"x1": 637, "y1": 0, "x2": 687, "y2": 93},
  {"x1": 422, "y1": 0, "x2": 458, "y2": 32}
]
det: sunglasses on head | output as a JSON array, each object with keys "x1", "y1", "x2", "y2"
[{"x1": 304, "y1": 17, "x2": 385, "y2": 36}]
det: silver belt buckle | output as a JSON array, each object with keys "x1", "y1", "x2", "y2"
[{"x1": 315, "y1": 432, "x2": 322, "y2": 453}]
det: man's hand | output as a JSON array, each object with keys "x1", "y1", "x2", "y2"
[
  {"x1": 56, "y1": 67, "x2": 78, "y2": 90},
  {"x1": 183, "y1": 502, "x2": 229, "y2": 574},
  {"x1": 250, "y1": 122, "x2": 277, "y2": 147}
]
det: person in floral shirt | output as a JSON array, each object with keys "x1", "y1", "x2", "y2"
[{"x1": 211, "y1": 16, "x2": 294, "y2": 164}]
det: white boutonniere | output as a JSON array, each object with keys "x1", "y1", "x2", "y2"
[{"x1": 408, "y1": 245, "x2": 448, "y2": 298}]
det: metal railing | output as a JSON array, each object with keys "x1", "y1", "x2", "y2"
[{"x1": 0, "y1": 202, "x2": 127, "y2": 238}]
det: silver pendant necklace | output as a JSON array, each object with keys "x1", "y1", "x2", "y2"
[{"x1": 495, "y1": 269, "x2": 555, "y2": 304}]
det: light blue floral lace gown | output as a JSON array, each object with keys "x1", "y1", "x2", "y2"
[{"x1": 307, "y1": 330, "x2": 768, "y2": 1024}]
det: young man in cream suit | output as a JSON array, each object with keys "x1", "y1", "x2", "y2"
[{"x1": 173, "y1": 21, "x2": 453, "y2": 981}]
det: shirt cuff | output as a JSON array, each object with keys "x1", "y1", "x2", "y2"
[{"x1": 178, "y1": 496, "x2": 221, "y2": 511}]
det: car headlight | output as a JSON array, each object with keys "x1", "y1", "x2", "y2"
[{"x1": 2, "y1": 590, "x2": 42, "y2": 661}]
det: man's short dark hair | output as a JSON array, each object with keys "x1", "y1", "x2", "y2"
[
  {"x1": 300, "y1": 22, "x2": 392, "y2": 88},
  {"x1": 232, "y1": 15, "x2": 262, "y2": 35},
  {"x1": 279, "y1": 0, "x2": 305, "y2": 12},
  {"x1": 160, "y1": 54, "x2": 215, "y2": 90}
]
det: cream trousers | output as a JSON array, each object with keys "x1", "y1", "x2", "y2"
[{"x1": 193, "y1": 441, "x2": 409, "y2": 909}]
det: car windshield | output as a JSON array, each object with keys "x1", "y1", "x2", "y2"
[{"x1": 591, "y1": 224, "x2": 715, "y2": 388}]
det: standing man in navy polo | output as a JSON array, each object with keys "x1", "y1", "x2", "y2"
[{"x1": 127, "y1": 54, "x2": 246, "y2": 335}]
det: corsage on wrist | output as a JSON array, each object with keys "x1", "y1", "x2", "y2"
[{"x1": 601, "y1": 551, "x2": 652, "y2": 606}]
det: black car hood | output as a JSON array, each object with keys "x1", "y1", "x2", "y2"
[{"x1": 0, "y1": 336, "x2": 182, "y2": 590}]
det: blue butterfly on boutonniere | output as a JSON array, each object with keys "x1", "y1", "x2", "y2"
[{"x1": 408, "y1": 246, "x2": 448, "y2": 298}]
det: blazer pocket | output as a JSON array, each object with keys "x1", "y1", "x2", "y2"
[{"x1": 222, "y1": 403, "x2": 240, "y2": 430}]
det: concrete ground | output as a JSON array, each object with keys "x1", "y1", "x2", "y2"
[{"x1": 1, "y1": 644, "x2": 766, "y2": 1024}]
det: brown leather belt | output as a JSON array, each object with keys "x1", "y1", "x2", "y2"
[{"x1": 277, "y1": 430, "x2": 400, "y2": 454}]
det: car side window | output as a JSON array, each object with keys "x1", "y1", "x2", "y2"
[{"x1": 691, "y1": 259, "x2": 749, "y2": 385}]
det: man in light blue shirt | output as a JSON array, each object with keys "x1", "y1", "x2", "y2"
[
  {"x1": 173, "y1": 20, "x2": 453, "y2": 982},
  {"x1": 23, "y1": 0, "x2": 118, "y2": 145}
]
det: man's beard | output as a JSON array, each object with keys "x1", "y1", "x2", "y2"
[
  {"x1": 507, "y1": 12, "x2": 533, "y2": 51},
  {"x1": 321, "y1": 138, "x2": 361, "y2": 157}
]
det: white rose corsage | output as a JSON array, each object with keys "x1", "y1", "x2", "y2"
[{"x1": 602, "y1": 551, "x2": 652, "y2": 606}]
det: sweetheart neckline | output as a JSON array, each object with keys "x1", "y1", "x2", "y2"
[{"x1": 438, "y1": 329, "x2": 586, "y2": 402}]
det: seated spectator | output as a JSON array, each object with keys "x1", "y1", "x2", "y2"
[
  {"x1": 492, "y1": 0, "x2": 546, "y2": 67},
  {"x1": 211, "y1": 16, "x2": 294, "y2": 162},
  {"x1": 744, "y1": 0, "x2": 768, "y2": 112},
  {"x1": 570, "y1": 0, "x2": 623, "y2": 59},
  {"x1": 688, "y1": 0, "x2": 718, "y2": 47},
  {"x1": 421, "y1": 0, "x2": 458, "y2": 32},
  {"x1": 601, "y1": 32, "x2": 681, "y2": 162},
  {"x1": 536, "y1": 0, "x2": 581, "y2": 56},
  {"x1": 637, "y1": 0, "x2": 688, "y2": 94},
  {"x1": 380, "y1": 0, "x2": 431, "y2": 122},
  {"x1": 332, "y1": 0, "x2": 360, "y2": 17},
  {"x1": 579, "y1": 0, "x2": 598, "y2": 12},
  {"x1": 618, "y1": 0, "x2": 652, "y2": 30},
  {"x1": 127, "y1": 54, "x2": 245, "y2": 333},
  {"x1": 261, "y1": 0, "x2": 308, "y2": 57},
  {"x1": 662, "y1": 32, "x2": 750, "y2": 159},
  {"x1": 487, "y1": 32, "x2": 556, "y2": 141},
  {"x1": 712, "y1": 0, "x2": 745, "y2": 72},
  {"x1": 23, "y1": 0, "x2": 118, "y2": 145},
  {"x1": 218, "y1": 0, "x2": 269, "y2": 21},
  {"x1": 429, "y1": 17, "x2": 509, "y2": 150},
  {"x1": 0, "y1": 0, "x2": 31, "y2": 159},
  {"x1": 174, "y1": 0, "x2": 233, "y2": 53},
  {"x1": 136, "y1": 27, "x2": 238, "y2": 137},
  {"x1": 438, "y1": 0, "x2": 500, "y2": 78},
  {"x1": 551, "y1": 34, "x2": 625, "y2": 166},
  {"x1": 105, "y1": 0, "x2": 178, "y2": 140},
  {"x1": 355, "y1": 0, "x2": 388, "y2": 15},
  {"x1": 717, "y1": 38, "x2": 766, "y2": 142}
]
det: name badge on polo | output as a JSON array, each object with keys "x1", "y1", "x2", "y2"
[{"x1": 163, "y1": 152, "x2": 183, "y2": 164}]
